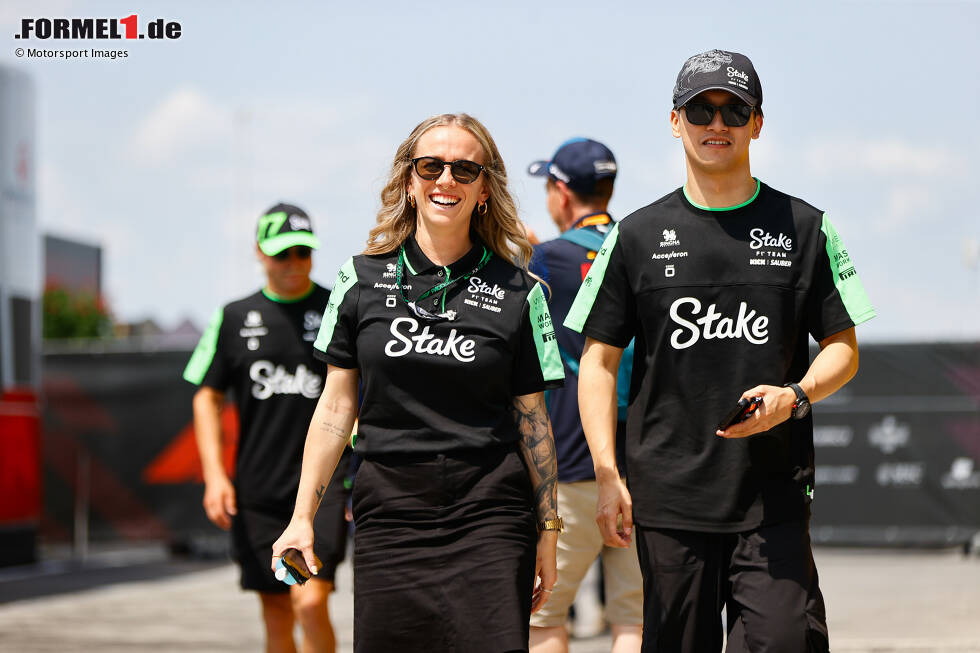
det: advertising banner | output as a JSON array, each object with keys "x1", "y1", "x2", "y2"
[
  {"x1": 810, "y1": 343, "x2": 979, "y2": 546},
  {"x1": 39, "y1": 343, "x2": 979, "y2": 548}
]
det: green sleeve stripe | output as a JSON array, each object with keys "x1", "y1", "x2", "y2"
[
  {"x1": 564, "y1": 222, "x2": 620, "y2": 333},
  {"x1": 183, "y1": 307, "x2": 224, "y2": 384},
  {"x1": 527, "y1": 282, "x2": 564, "y2": 383},
  {"x1": 821, "y1": 214, "x2": 876, "y2": 325},
  {"x1": 314, "y1": 257, "x2": 358, "y2": 354}
]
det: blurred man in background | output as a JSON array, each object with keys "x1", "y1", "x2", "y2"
[
  {"x1": 527, "y1": 139, "x2": 642, "y2": 653},
  {"x1": 184, "y1": 203, "x2": 350, "y2": 653}
]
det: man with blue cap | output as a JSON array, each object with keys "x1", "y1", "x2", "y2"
[{"x1": 527, "y1": 140, "x2": 643, "y2": 653}]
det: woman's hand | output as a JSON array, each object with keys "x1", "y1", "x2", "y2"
[
  {"x1": 270, "y1": 518, "x2": 318, "y2": 576},
  {"x1": 531, "y1": 530, "x2": 558, "y2": 613}
]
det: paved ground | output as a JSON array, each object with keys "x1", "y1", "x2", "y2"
[{"x1": 0, "y1": 545, "x2": 978, "y2": 652}]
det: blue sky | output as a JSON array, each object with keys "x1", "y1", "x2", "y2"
[{"x1": 3, "y1": 0, "x2": 978, "y2": 342}]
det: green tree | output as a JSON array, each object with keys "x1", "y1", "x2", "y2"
[{"x1": 42, "y1": 285, "x2": 112, "y2": 339}]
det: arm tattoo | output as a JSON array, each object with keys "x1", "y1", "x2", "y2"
[
  {"x1": 511, "y1": 395, "x2": 558, "y2": 522},
  {"x1": 319, "y1": 420, "x2": 349, "y2": 440},
  {"x1": 313, "y1": 484, "x2": 326, "y2": 506}
]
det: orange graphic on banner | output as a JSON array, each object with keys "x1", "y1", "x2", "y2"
[{"x1": 142, "y1": 404, "x2": 239, "y2": 483}]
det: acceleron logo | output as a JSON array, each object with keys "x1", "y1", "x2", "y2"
[{"x1": 15, "y1": 15, "x2": 182, "y2": 40}]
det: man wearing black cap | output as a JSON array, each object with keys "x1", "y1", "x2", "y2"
[
  {"x1": 566, "y1": 50, "x2": 876, "y2": 652},
  {"x1": 527, "y1": 140, "x2": 642, "y2": 653},
  {"x1": 184, "y1": 203, "x2": 350, "y2": 652}
]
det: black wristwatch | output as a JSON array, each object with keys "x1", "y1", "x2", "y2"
[{"x1": 783, "y1": 382, "x2": 811, "y2": 419}]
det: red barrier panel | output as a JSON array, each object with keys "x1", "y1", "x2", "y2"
[
  {"x1": 0, "y1": 389, "x2": 41, "y2": 524},
  {"x1": 0, "y1": 388, "x2": 41, "y2": 566}
]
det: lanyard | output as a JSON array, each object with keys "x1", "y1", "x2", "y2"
[{"x1": 394, "y1": 244, "x2": 492, "y2": 320}]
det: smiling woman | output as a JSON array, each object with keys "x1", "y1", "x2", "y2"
[
  {"x1": 272, "y1": 113, "x2": 565, "y2": 652},
  {"x1": 365, "y1": 113, "x2": 533, "y2": 269}
]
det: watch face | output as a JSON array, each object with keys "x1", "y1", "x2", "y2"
[{"x1": 795, "y1": 400, "x2": 811, "y2": 419}]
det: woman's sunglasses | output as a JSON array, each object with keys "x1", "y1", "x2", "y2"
[
  {"x1": 682, "y1": 102, "x2": 754, "y2": 127},
  {"x1": 411, "y1": 157, "x2": 485, "y2": 184},
  {"x1": 272, "y1": 246, "x2": 312, "y2": 261}
]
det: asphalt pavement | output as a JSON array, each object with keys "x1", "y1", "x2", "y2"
[{"x1": 0, "y1": 543, "x2": 978, "y2": 652}]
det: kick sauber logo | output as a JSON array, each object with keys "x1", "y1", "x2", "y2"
[{"x1": 15, "y1": 15, "x2": 182, "y2": 40}]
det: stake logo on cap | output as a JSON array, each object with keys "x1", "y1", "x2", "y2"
[
  {"x1": 256, "y1": 203, "x2": 320, "y2": 256},
  {"x1": 672, "y1": 49, "x2": 762, "y2": 110}
]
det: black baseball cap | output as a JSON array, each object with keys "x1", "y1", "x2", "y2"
[
  {"x1": 672, "y1": 49, "x2": 762, "y2": 110},
  {"x1": 256, "y1": 203, "x2": 320, "y2": 256},
  {"x1": 527, "y1": 138, "x2": 617, "y2": 195}
]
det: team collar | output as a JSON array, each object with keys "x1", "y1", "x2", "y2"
[
  {"x1": 262, "y1": 283, "x2": 316, "y2": 303},
  {"x1": 682, "y1": 178, "x2": 762, "y2": 212},
  {"x1": 402, "y1": 232, "x2": 488, "y2": 277},
  {"x1": 570, "y1": 212, "x2": 613, "y2": 230}
]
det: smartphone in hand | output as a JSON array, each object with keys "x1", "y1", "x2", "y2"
[
  {"x1": 717, "y1": 396, "x2": 762, "y2": 431},
  {"x1": 275, "y1": 548, "x2": 321, "y2": 586}
]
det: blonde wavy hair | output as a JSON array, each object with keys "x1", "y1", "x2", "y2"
[{"x1": 364, "y1": 113, "x2": 533, "y2": 269}]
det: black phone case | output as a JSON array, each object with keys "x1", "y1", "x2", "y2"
[
  {"x1": 717, "y1": 397, "x2": 760, "y2": 431},
  {"x1": 281, "y1": 549, "x2": 310, "y2": 585}
]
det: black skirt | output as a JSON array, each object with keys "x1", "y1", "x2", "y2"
[{"x1": 351, "y1": 443, "x2": 537, "y2": 653}]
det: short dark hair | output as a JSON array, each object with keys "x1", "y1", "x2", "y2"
[{"x1": 569, "y1": 178, "x2": 614, "y2": 205}]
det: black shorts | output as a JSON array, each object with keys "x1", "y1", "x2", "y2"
[
  {"x1": 231, "y1": 463, "x2": 350, "y2": 593},
  {"x1": 635, "y1": 520, "x2": 829, "y2": 653},
  {"x1": 351, "y1": 443, "x2": 537, "y2": 653}
]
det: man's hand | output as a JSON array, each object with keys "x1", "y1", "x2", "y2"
[
  {"x1": 718, "y1": 327, "x2": 861, "y2": 440},
  {"x1": 192, "y1": 386, "x2": 236, "y2": 528},
  {"x1": 595, "y1": 472, "x2": 633, "y2": 547},
  {"x1": 202, "y1": 475, "x2": 237, "y2": 530},
  {"x1": 716, "y1": 384, "x2": 797, "y2": 439}
]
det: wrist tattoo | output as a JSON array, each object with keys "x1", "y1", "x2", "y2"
[
  {"x1": 314, "y1": 484, "x2": 326, "y2": 504},
  {"x1": 319, "y1": 420, "x2": 349, "y2": 440}
]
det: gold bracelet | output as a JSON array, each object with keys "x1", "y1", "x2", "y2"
[{"x1": 539, "y1": 517, "x2": 564, "y2": 532}]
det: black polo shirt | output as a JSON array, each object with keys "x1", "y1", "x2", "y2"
[
  {"x1": 313, "y1": 235, "x2": 564, "y2": 456},
  {"x1": 565, "y1": 180, "x2": 875, "y2": 532},
  {"x1": 183, "y1": 284, "x2": 350, "y2": 512}
]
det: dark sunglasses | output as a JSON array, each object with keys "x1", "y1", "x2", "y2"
[
  {"x1": 411, "y1": 157, "x2": 485, "y2": 184},
  {"x1": 682, "y1": 102, "x2": 754, "y2": 127},
  {"x1": 272, "y1": 246, "x2": 312, "y2": 261}
]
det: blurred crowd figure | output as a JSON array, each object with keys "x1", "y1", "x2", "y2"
[
  {"x1": 184, "y1": 204, "x2": 350, "y2": 652},
  {"x1": 526, "y1": 138, "x2": 643, "y2": 653}
]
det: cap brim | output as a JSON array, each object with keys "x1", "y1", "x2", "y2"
[
  {"x1": 674, "y1": 85, "x2": 758, "y2": 109},
  {"x1": 258, "y1": 232, "x2": 320, "y2": 256},
  {"x1": 527, "y1": 160, "x2": 551, "y2": 177}
]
